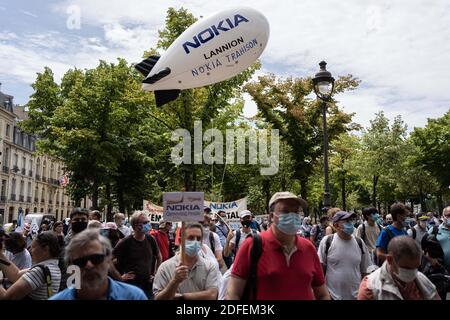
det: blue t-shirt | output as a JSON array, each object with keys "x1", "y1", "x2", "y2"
[
  {"x1": 429, "y1": 224, "x2": 450, "y2": 270},
  {"x1": 376, "y1": 224, "x2": 407, "y2": 252},
  {"x1": 49, "y1": 277, "x2": 148, "y2": 300}
]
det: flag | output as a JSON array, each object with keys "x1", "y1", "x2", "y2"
[
  {"x1": 30, "y1": 217, "x2": 39, "y2": 239},
  {"x1": 59, "y1": 175, "x2": 69, "y2": 187},
  {"x1": 15, "y1": 209, "x2": 24, "y2": 232}
]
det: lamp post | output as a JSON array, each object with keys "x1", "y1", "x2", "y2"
[{"x1": 312, "y1": 61, "x2": 335, "y2": 212}]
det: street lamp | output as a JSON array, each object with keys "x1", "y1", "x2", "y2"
[{"x1": 312, "y1": 61, "x2": 335, "y2": 212}]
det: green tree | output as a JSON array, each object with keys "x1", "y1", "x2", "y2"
[
  {"x1": 245, "y1": 74, "x2": 360, "y2": 211},
  {"x1": 410, "y1": 110, "x2": 450, "y2": 212}
]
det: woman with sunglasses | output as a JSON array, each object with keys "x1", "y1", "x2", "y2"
[
  {"x1": 0, "y1": 231, "x2": 61, "y2": 300},
  {"x1": 50, "y1": 229, "x2": 147, "y2": 300}
]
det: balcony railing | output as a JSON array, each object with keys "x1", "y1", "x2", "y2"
[
  {"x1": 21, "y1": 168, "x2": 26, "y2": 175},
  {"x1": 12, "y1": 165, "x2": 19, "y2": 173},
  {"x1": 49, "y1": 199, "x2": 53, "y2": 204},
  {"x1": 2, "y1": 166, "x2": 9, "y2": 173},
  {"x1": 27, "y1": 196, "x2": 32, "y2": 203},
  {"x1": 61, "y1": 201, "x2": 65, "y2": 206},
  {"x1": 41, "y1": 198, "x2": 44, "y2": 203},
  {"x1": 56, "y1": 200, "x2": 60, "y2": 205},
  {"x1": 0, "y1": 195, "x2": 6, "y2": 203},
  {"x1": 35, "y1": 174, "x2": 40, "y2": 181},
  {"x1": 42, "y1": 176, "x2": 47, "y2": 183},
  {"x1": 28, "y1": 170, "x2": 33, "y2": 177},
  {"x1": 34, "y1": 197, "x2": 38, "y2": 203},
  {"x1": 10, "y1": 194, "x2": 16, "y2": 201},
  {"x1": 19, "y1": 195, "x2": 24, "y2": 201}
]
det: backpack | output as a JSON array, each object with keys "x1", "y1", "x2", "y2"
[
  {"x1": 241, "y1": 233, "x2": 263, "y2": 300},
  {"x1": 25, "y1": 265, "x2": 54, "y2": 299},
  {"x1": 361, "y1": 222, "x2": 383, "y2": 243},
  {"x1": 235, "y1": 229, "x2": 258, "y2": 252},
  {"x1": 209, "y1": 232, "x2": 215, "y2": 253},
  {"x1": 323, "y1": 234, "x2": 364, "y2": 273}
]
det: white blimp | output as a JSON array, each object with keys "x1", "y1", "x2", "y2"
[{"x1": 135, "y1": 7, "x2": 270, "y2": 107}]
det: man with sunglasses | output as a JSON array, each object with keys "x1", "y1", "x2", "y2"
[
  {"x1": 50, "y1": 229, "x2": 147, "y2": 300},
  {"x1": 111, "y1": 211, "x2": 161, "y2": 300}
]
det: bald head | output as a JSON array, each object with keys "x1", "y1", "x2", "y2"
[{"x1": 388, "y1": 235, "x2": 422, "y2": 262}]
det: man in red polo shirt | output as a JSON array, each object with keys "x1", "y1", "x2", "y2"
[
  {"x1": 151, "y1": 220, "x2": 172, "y2": 262},
  {"x1": 226, "y1": 192, "x2": 330, "y2": 300}
]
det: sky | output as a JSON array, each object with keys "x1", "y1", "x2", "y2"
[{"x1": 0, "y1": 0, "x2": 449, "y2": 131}]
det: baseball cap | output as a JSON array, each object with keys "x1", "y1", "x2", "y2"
[
  {"x1": 417, "y1": 214, "x2": 429, "y2": 221},
  {"x1": 268, "y1": 192, "x2": 307, "y2": 210},
  {"x1": 239, "y1": 210, "x2": 252, "y2": 218},
  {"x1": 332, "y1": 211, "x2": 357, "y2": 223}
]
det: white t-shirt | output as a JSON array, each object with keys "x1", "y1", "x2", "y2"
[
  {"x1": 202, "y1": 230, "x2": 223, "y2": 253},
  {"x1": 230, "y1": 228, "x2": 257, "y2": 251},
  {"x1": 118, "y1": 225, "x2": 132, "y2": 238},
  {"x1": 218, "y1": 267, "x2": 232, "y2": 300},
  {"x1": 318, "y1": 234, "x2": 371, "y2": 300}
]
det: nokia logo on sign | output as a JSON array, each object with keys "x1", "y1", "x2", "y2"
[
  {"x1": 167, "y1": 204, "x2": 201, "y2": 211},
  {"x1": 182, "y1": 14, "x2": 249, "y2": 54}
]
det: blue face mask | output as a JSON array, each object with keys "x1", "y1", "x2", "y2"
[
  {"x1": 343, "y1": 222, "x2": 355, "y2": 235},
  {"x1": 371, "y1": 213, "x2": 382, "y2": 223},
  {"x1": 142, "y1": 223, "x2": 151, "y2": 233},
  {"x1": 275, "y1": 212, "x2": 302, "y2": 235},
  {"x1": 185, "y1": 240, "x2": 202, "y2": 257}
]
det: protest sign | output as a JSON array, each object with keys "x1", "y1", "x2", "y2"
[
  {"x1": 204, "y1": 198, "x2": 247, "y2": 230},
  {"x1": 163, "y1": 192, "x2": 204, "y2": 222}
]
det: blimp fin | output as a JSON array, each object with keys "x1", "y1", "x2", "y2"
[
  {"x1": 143, "y1": 67, "x2": 171, "y2": 84},
  {"x1": 155, "y1": 90, "x2": 181, "y2": 107},
  {"x1": 134, "y1": 55, "x2": 160, "y2": 76}
]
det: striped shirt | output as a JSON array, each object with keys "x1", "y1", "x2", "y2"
[{"x1": 22, "y1": 259, "x2": 61, "y2": 300}]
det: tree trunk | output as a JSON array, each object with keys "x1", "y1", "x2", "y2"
[
  {"x1": 117, "y1": 182, "x2": 125, "y2": 213},
  {"x1": 263, "y1": 179, "x2": 271, "y2": 214},
  {"x1": 341, "y1": 177, "x2": 346, "y2": 211},
  {"x1": 106, "y1": 182, "x2": 113, "y2": 222},
  {"x1": 300, "y1": 178, "x2": 309, "y2": 215},
  {"x1": 372, "y1": 175, "x2": 379, "y2": 207},
  {"x1": 437, "y1": 191, "x2": 444, "y2": 215},
  {"x1": 91, "y1": 179, "x2": 99, "y2": 209}
]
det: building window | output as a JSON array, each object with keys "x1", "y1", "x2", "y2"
[
  {"x1": 3, "y1": 148, "x2": 9, "y2": 168},
  {"x1": 6, "y1": 124, "x2": 10, "y2": 137}
]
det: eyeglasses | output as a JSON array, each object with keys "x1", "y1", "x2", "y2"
[{"x1": 72, "y1": 254, "x2": 106, "y2": 268}]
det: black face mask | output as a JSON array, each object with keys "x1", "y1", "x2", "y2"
[
  {"x1": 242, "y1": 220, "x2": 251, "y2": 228},
  {"x1": 4, "y1": 239, "x2": 20, "y2": 253},
  {"x1": 72, "y1": 221, "x2": 88, "y2": 233}
]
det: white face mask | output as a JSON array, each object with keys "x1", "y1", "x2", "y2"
[{"x1": 395, "y1": 267, "x2": 418, "y2": 283}]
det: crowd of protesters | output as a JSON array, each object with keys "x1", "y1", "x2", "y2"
[{"x1": 0, "y1": 194, "x2": 449, "y2": 300}]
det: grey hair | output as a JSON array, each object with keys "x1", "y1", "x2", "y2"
[
  {"x1": 114, "y1": 212, "x2": 125, "y2": 220},
  {"x1": 387, "y1": 235, "x2": 422, "y2": 262},
  {"x1": 65, "y1": 229, "x2": 112, "y2": 265},
  {"x1": 130, "y1": 211, "x2": 148, "y2": 229}
]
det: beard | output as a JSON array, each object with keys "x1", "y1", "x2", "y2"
[{"x1": 81, "y1": 269, "x2": 107, "y2": 290}]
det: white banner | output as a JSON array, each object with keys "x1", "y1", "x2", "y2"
[
  {"x1": 143, "y1": 201, "x2": 164, "y2": 223},
  {"x1": 163, "y1": 192, "x2": 204, "y2": 222},
  {"x1": 205, "y1": 198, "x2": 247, "y2": 230}
]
